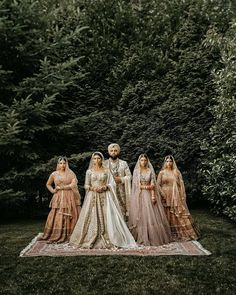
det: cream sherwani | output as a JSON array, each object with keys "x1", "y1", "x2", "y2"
[{"x1": 104, "y1": 158, "x2": 131, "y2": 221}]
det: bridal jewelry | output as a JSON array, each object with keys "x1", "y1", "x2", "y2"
[{"x1": 109, "y1": 159, "x2": 120, "y2": 176}]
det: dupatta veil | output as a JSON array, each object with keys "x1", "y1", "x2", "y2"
[
  {"x1": 86, "y1": 152, "x2": 137, "y2": 248},
  {"x1": 129, "y1": 154, "x2": 161, "y2": 229},
  {"x1": 56, "y1": 156, "x2": 81, "y2": 202},
  {"x1": 160, "y1": 155, "x2": 189, "y2": 217}
]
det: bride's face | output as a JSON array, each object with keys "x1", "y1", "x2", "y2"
[
  {"x1": 166, "y1": 159, "x2": 173, "y2": 168},
  {"x1": 93, "y1": 155, "x2": 102, "y2": 166},
  {"x1": 140, "y1": 157, "x2": 148, "y2": 168}
]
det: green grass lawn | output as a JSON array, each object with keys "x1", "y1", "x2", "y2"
[{"x1": 0, "y1": 209, "x2": 235, "y2": 295}]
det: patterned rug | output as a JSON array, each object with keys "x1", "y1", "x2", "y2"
[{"x1": 20, "y1": 233, "x2": 211, "y2": 257}]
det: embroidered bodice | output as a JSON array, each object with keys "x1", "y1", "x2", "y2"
[
  {"x1": 140, "y1": 169, "x2": 154, "y2": 185},
  {"x1": 85, "y1": 169, "x2": 108, "y2": 187}
]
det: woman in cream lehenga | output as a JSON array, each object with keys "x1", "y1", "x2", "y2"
[
  {"x1": 157, "y1": 155, "x2": 199, "y2": 241},
  {"x1": 70, "y1": 152, "x2": 137, "y2": 249},
  {"x1": 129, "y1": 154, "x2": 171, "y2": 246}
]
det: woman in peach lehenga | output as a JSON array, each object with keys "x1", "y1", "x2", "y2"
[
  {"x1": 70, "y1": 152, "x2": 137, "y2": 249},
  {"x1": 128, "y1": 154, "x2": 171, "y2": 246},
  {"x1": 157, "y1": 155, "x2": 199, "y2": 241},
  {"x1": 40, "y1": 156, "x2": 81, "y2": 243}
]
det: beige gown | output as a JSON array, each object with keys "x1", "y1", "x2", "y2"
[{"x1": 70, "y1": 169, "x2": 137, "y2": 249}]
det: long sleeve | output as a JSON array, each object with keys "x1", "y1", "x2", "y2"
[
  {"x1": 157, "y1": 171, "x2": 162, "y2": 186},
  {"x1": 121, "y1": 162, "x2": 132, "y2": 183},
  {"x1": 156, "y1": 171, "x2": 166, "y2": 200},
  {"x1": 150, "y1": 171, "x2": 155, "y2": 186},
  {"x1": 84, "y1": 170, "x2": 92, "y2": 191},
  {"x1": 46, "y1": 172, "x2": 55, "y2": 194},
  {"x1": 122, "y1": 161, "x2": 132, "y2": 216}
]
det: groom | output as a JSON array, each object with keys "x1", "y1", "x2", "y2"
[{"x1": 104, "y1": 143, "x2": 132, "y2": 222}]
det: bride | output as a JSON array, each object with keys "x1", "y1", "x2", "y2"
[{"x1": 70, "y1": 152, "x2": 137, "y2": 249}]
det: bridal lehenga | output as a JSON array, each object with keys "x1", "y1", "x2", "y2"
[{"x1": 70, "y1": 152, "x2": 137, "y2": 249}]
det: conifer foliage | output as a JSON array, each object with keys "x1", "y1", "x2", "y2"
[{"x1": 0, "y1": 0, "x2": 235, "y2": 219}]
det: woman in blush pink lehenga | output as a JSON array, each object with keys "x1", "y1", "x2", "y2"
[
  {"x1": 128, "y1": 154, "x2": 171, "y2": 246},
  {"x1": 157, "y1": 155, "x2": 199, "y2": 241},
  {"x1": 40, "y1": 156, "x2": 81, "y2": 243}
]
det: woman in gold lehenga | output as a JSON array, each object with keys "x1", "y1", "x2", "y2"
[
  {"x1": 157, "y1": 155, "x2": 199, "y2": 241},
  {"x1": 70, "y1": 152, "x2": 137, "y2": 249},
  {"x1": 40, "y1": 157, "x2": 81, "y2": 243}
]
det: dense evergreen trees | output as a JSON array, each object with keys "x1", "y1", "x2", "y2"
[
  {"x1": 201, "y1": 23, "x2": 236, "y2": 221},
  {"x1": 0, "y1": 0, "x2": 235, "y2": 219}
]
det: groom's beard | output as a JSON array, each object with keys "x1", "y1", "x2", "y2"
[{"x1": 110, "y1": 155, "x2": 118, "y2": 160}]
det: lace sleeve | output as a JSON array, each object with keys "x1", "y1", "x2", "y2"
[
  {"x1": 150, "y1": 170, "x2": 155, "y2": 185},
  {"x1": 46, "y1": 172, "x2": 56, "y2": 194},
  {"x1": 157, "y1": 171, "x2": 162, "y2": 186},
  {"x1": 84, "y1": 169, "x2": 92, "y2": 190},
  {"x1": 156, "y1": 171, "x2": 166, "y2": 199}
]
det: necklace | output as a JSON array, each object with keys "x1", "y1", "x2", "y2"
[{"x1": 109, "y1": 159, "x2": 120, "y2": 176}]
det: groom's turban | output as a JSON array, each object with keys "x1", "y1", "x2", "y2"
[{"x1": 108, "y1": 143, "x2": 121, "y2": 154}]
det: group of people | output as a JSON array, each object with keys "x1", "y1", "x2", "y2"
[{"x1": 40, "y1": 143, "x2": 199, "y2": 249}]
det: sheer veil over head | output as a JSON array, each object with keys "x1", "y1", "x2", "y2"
[
  {"x1": 130, "y1": 154, "x2": 159, "y2": 227},
  {"x1": 56, "y1": 156, "x2": 69, "y2": 171},
  {"x1": 132, "y1": 154, "x2": 158, "y2": 204},
  {"x1": 88, "y1": 151, "x2": 105, "y2": 170},
  {"x1": 133, "y1": 154, "x2": 157, "y2": 188},
  {"x1": 161, "y1": 155, "x2": 188, "y2": 214},
  {"x1": 56, "y1": 156, "x2": 81, "y2": 200},
  {"x1": 161, "y1": 155, "x2": 179, "y2": 172}
]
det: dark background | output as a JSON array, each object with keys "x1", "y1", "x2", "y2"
[{"x1": 0, "y1": 0, "x2": 235, "y2": 221}]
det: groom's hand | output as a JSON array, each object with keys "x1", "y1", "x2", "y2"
[{"x1": 114, "y1": 176, "x2": 122, "y2": 183}]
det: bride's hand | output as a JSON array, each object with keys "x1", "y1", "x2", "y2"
[
  {"x1": 95, "y1": 187, "x2": 103, "y2": 193},
  {"x1": 151, "y1": 196, "x2": 157, "y2": 205},
  {"x1": 102, "y1": 185, "x2": 108, "y2": 192}
]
